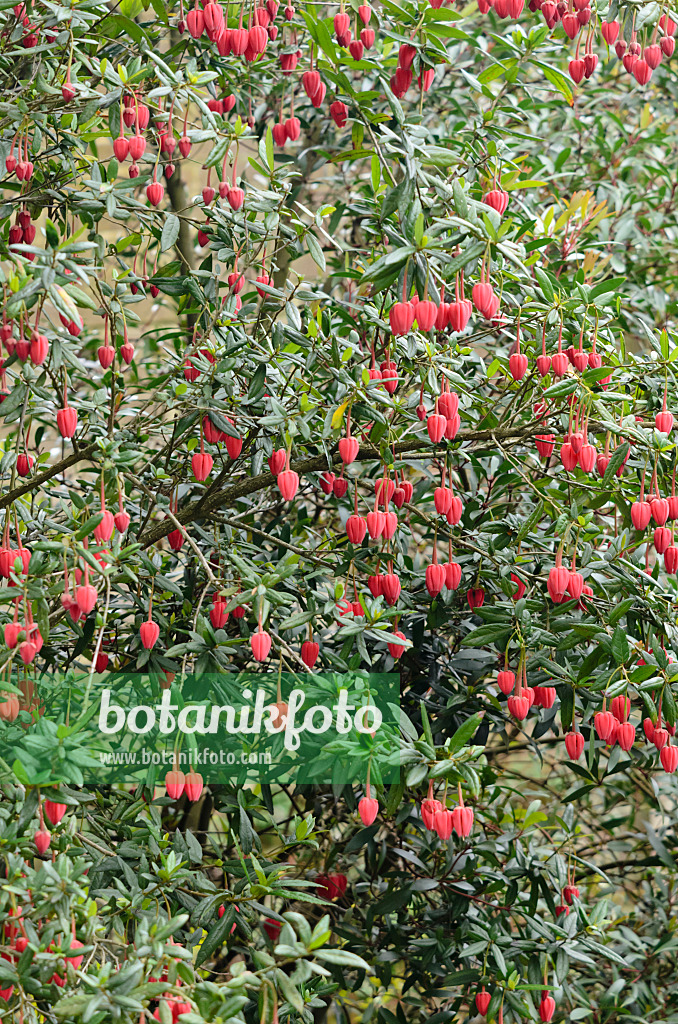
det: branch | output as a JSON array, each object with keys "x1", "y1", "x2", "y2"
[
  {"x1": 137, "y1": 425, "x2": 542, "y2": 549},
  {"x1": 0, "y1": 442, "x2": 98, "y2": 510},
  {"x1": 126, "y1": 472, "x2": 218, "y2": 585}
]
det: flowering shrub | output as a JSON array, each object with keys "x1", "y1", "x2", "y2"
[{"x1": 1, "y1": 0, "x2": 678, "y2": 1019}]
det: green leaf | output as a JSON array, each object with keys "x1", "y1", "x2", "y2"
[
  {"x1": 361, "y1": 245, "x2": 414, "y2": 284},
  {"x1": 477, "y1": 61, "x2": 509, "y2": 85},
  {"x1": 12, "y1": 759, "x2": 31, "y2": 785},
  {"x1": 453, "y1": 181, "x2": 468, "y2": 220},
  {"x1": 75, "y1": 514, "x2": 104, "y2": 541},
  {"x1": 307, "y1": 232, "x2": 326, "y2": 272},
  {"x1": 420, "y1": 146, "x2": 456, "y2": 168},
  {"x1": 638, "y1": 689, "x2": 657, "y2": 724},
  {"x1": 371, "y1": 155, "x2": 380, "y2": 192},
  {"x1": 116, "y1": 232, "x2": 142, "y2": 253},
  {"x1": 315, "y1": 948, "x2": 373, "y2": 971},
  {"x1": 645, "y1": 825, "x2": 676, "y2": 870},
  {"x1": 602, "y1": 442, "x2": 629, "y2": 489},
  {"x1": 276, "y1": 969, "x2": 305, "y2": 1012},
  {"x1": 238, "y1": 801, "x2": 256, "y2": 854},
  {"x1": 208, "y1": 410, "x2": 241, "y2": 438},
  {"x1": 161, "y1": 214, "x2": 180, "y2": 252},
  {"x1": 195, "y1": 905, "x2": 235, "y2": 968},
  {"x1": 448, "y1": 712, "x2": 484, "y2": 754},
  {"x1": 543, "y1": 378, "x2": 577, "y2": 398},
  {"x1": 589, "y1": 276, "x2": 626, "y2": 301},
  {"x1": 445, "y1": 969, "x2": 481, "y2": 985},
  {"x1": 661, "y1": 329, "x2": 670, "y2": 359},
  {"x1": 308, "y1": 915, "x2": 331, "y2": 950},
  {"x1": 149, "y1": 0, "x2": 169, "y2": 24},
  {"x1": 534, "y1": 266, "x2": 555, "y2": 303},
  {"x1": 379, "y1": 77, "x2": 404, "y2": 124},
  {"x1": 663, "y1": 683, "x2": 677, "y2": 728},
  {"x1": 265, "y1": 125, "x2": 274, "y2": 173},
  {"x1": 462, "y1": 624, "x2": 512, "y2": 647},
  {"x1": 611, "y1": 627, "x2": 629, "y2": 665},
  {"x1": 559, "y1": 685, "x2": 574, "y2": 731},
  {"x1": 247, "y1": 362, "x2": 267, "y2": 402},
  {"x1": 204, "y1": 137, "x2": 229, "y2": 170},
  {"x1": 45, "y1": 218, "x2": 60, "y2": 248},
  {"x1": 301, "y1": 10, "x2": 338, "y2": 63},
  {"x1": 120, "y1": 0, "x2": 143, "y2": 16},
  {"x1": 0, "y1": 383, "x2": 26, "y2": 419},
  {"x1": 608, "y1": 598, "x2": 634, "y2": 626},
  {"x1": 516, "y1": 500, "x2": 544, "y2": 543},
  {"x1": 53, "y1": 995, "x2": 92, "y2": 1018},
  {"x1": 532, "y1": 59, "x2": 573, "y2": 103},
  {"x1": 34, "y1": 596, "x2": 50, "y2": 644}
]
